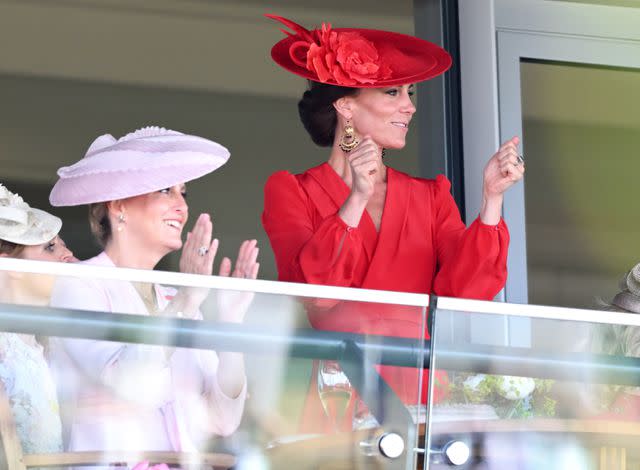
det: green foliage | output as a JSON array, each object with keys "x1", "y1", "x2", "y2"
[{"x1": 445, "y1": 373, "x2": 557, "y2": 419}]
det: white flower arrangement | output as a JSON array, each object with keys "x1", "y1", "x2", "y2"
[
  {"x1": 497, "y1": 376, "x2": 536, "y2": 401},
  {"x1": 445, "y1": 372, "x2": 556, "y2": 419},
  {"x1": 0, "y1": 184, "x2": 29, "y2": 212}
]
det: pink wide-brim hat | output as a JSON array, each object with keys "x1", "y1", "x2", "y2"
[{"x1": 50, "y1": 127, "x2": 230, "y2": 207}]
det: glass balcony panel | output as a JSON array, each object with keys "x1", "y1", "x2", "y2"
[
  {"x1": 427, "y1": 297, "x2": 640, "y2": 469},
  {"x1": 0, "y1": 258, "x2": 426, "y2": 469}
]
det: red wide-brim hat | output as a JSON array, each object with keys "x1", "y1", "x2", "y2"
[{"x1": 266, "y1": 14, "x2": 452, "y2": 88}]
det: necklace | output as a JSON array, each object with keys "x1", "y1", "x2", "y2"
[{"x1": 132, "y1": 282, "x2": 158, "y2": 315}]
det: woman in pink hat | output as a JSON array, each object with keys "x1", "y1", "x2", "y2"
[
  {"x1": 47, "y1": 127, "x2": 259, "y2": 457},
  {"x1": 0, "y1": 183, "x2": 75, "y2": 455},
  {"x1": 261, "y1": 15, "x2": 524, "y2": 431}
]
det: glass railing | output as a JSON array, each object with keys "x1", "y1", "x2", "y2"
[
  {"x1": 427, "y1": 296, "x2": 640, "y2": 470},
  {"x1": 3, "y1": 258, "x2": 640, "y2": 469},
  {"x1": 0, "y1": 258, "x2": 428, "y2": 470}
]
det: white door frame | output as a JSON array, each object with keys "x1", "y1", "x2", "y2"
[
  {"x1": 460, "y1": 0, "x2": 640, "y2": 304},
  {"x1": 458, "y1": 0, "x2": 640, "y2": 346}
]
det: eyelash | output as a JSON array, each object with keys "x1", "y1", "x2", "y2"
[
  {"x1": 386, "y1": 89, "x2": 415, "y2": 97},
  {"x1": 45, "y1": 242, "x2": 55, "y2": 253},
  {"x1": 159, "y1": 188, "x2": 188, "y2": 199}
]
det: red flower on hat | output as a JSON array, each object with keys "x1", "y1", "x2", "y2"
[
  {"x1": 305, "y1": 23, "x2": 392, "y2": 86},
  {"x1": 270, "y1": 14, "x2": 393, "y2": 87}
]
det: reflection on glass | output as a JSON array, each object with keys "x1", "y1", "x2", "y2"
[
  {"x1": 429, "y1": 304, "x2": 640, "y2": 469},
  {"x1": 0, "y1": 265, "x2": 426, "y2": 469}
]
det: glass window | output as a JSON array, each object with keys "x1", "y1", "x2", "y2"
[{"x1": 521, "y1": 59, "x2": 640, "y2": 309}]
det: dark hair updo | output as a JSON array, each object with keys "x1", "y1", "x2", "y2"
[{"x1": 298, "y1": 81, "x2": 360, "y2": 147}]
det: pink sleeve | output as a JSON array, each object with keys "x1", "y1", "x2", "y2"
[
  {"x1": 262, "y1": 170, "x2": 364, "y2": 287},
  {"x1": 431, "y1": 175, "x2": 510, "y2": 300},
  {"x1": 49, "y1": 277, "x2": 172, "y2": 404},
  {"x1": 192, "y1": 351, "x2": 247, "y2": 437}
]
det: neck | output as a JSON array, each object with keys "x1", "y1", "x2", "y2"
[
  {"x1": 105, "y1": 235, "x2": 167, "y2": 270},
  {"x1": 328, "y1": 143, "x2": 387, "y2": 187}
]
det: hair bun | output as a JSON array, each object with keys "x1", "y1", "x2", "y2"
[{"x1": 297, "y1": 82, "x2": 358, "y2": 148}]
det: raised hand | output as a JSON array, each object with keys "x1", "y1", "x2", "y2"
[
  {"x1": 179, "y1": 213, "x2": 218, "y2": 277},
  {"x1": 216, "y1": 239, "x2": 260, "y2": 323},
  {"x1": 347, "y1": 137, "x2": 382, "y2": 200},
  {"x1": 174, "y1": 213, "x2": 220, "y2": 315},
  {"x1": 479, "y1": 137, "x2": 525, "y2": 225},
  {"x1": 483, "y1": 136, "x2": 525, "y2": 198},
  {"x1": 218, "y1": 239, "x2": 260, "y2": 280}
]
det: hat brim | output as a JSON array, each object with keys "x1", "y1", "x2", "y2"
[
  {"x1": 0, "y1": 207, "x2": 62, "y2": 246},
  {"x1": 271, "y1": 28, "x2": 452, "y2": 88},
  {"x1": 49, "y1": 152, "x2": 228, "y2": 206}
]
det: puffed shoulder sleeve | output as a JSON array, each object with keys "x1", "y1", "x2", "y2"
[
  {"x1": 431, "y1": 175, "x2": 509, "y2": 300},
  {"x1": 262, "y1": 170, "x2": 363, "y2": 287}
]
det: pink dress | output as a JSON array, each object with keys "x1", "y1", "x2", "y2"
[{"x1": 48, "y1": 252, "x2": 246, "y2": 455}]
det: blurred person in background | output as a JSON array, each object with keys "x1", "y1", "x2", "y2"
[{"x1": 0, "y1": 183, "x2": 75, "y2": 454}]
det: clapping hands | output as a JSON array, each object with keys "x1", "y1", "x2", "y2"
[{"x1": 176, "y1": 213, "x2": 260, "y2": 317}]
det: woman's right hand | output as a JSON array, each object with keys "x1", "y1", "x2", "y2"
[
  {"x1": 347, "y1": 137, "x2": 381, "y2": 200},
  {"x1": 179, "y1": 213, "x2": 219, "y2": 276},
  {"x1": 176, "y1": 213, "x2": 220, "y2": 313}
]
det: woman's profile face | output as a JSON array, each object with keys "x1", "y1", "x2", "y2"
[
  {"x1": 14, "y1": 236, "x2": 76, "y2": 301},
  {"x1": 120, "y1": 184, "x2": 188, "y2": 254},
  {"x1": 348, "y1": 84, "x2": 416, "y2": 150},
  {"x1": 20, "y1": 236, "x2": 76, "y2": 263}
]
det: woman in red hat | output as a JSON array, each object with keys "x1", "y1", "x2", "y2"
[{"x1": 262, "y1": 15, "x2": 524, "y2": 432}]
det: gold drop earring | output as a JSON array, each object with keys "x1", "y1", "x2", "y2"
[{"x1": 339, "y1": 120, "x2": 360, "y2": 153}]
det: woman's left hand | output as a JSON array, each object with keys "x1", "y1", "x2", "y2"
[
  {"x1": 482, "y1": 136, "x2": 525, "y2": 198},
  {"x1": 217, "y1": 239, "x2": 260, "y2": 323}
]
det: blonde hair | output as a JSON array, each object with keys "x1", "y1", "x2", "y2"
[{"x1": 88, "y1": 203, "x2": 112, "y2": 247}]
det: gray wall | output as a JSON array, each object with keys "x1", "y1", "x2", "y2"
[
  {"x1": 0, "y1": 0, "x2": 420, "y2": 280},
  {"x1": 0, "y1": 73, "x2": 419, "y2": 280}
]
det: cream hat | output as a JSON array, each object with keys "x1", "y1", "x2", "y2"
[{"x1": 0, "y1": 184, "x2": 61, "y2": 246}]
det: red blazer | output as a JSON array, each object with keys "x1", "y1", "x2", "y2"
[{"x1": 262, "y1": 163, "x2": 509, "y2": 428}]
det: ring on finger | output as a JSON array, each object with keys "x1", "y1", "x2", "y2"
[
  {"x1": 197, "y1": 246, "x2": 208, "y2": 257},
  {"x1": 515, "y1": 154, "x2": 525, "y2": 166}
]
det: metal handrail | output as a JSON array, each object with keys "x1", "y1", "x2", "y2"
[{"x1": 2, "y1": 303, "x2": 640, "y2": 387}]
